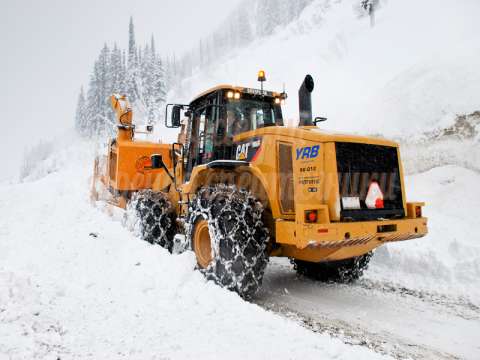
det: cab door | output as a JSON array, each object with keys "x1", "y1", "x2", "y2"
[{"x1": 185, "y1": 94, "x2": 219, "y2": 180}]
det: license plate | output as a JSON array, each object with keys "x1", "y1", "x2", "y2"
[{"x1": 342, "y1": 197, "x2": 361, "y2": 210}]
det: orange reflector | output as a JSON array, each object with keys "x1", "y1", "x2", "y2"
[
  {"x1": 305, "y1": 210, "x2": 317, "y2": 223},
  {"x1": 318, "y1": 228, "x2": 328, "y2": 234},
  {"x1": 415, "y1": 206, "x2": 422, "y2": 218}
]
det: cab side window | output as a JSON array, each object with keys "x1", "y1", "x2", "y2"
[{"x1": 195, "y1": 96, "x2": 218, "y2": 166}]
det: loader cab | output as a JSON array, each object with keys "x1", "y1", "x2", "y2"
[{"x1": 183, "y1": 86, "x2": 284, "y2": 179}]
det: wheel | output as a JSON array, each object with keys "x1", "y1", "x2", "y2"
[
  {"x1": 292, "y1": 252, "x2": 373, "y2": 283},
  {"x1": 186, "y1": 184, "x2": 270, "y2": 299},
  {"x1": 192, "y1": 219, "x2": 212, "y2": 268},
  {"x1": 126, "y1": 190, "x2": 177, "y2": 252}
]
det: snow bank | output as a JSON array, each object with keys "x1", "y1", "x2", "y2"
[
  {"x1": 400, "y1": 137, "x2": 480, "y2": 175},
  {"x1": 0, "y1": 139, "x2": 385, "y2": 359},
  {"x1": 18, "y1": 130, "x2": 83, "y2": 183},
  {"x1": 165, "y1": 0, "x2": 480, "y2": 141},
  {"x1": 368, "y1": 165, "x2": 480, "y2": 301}
]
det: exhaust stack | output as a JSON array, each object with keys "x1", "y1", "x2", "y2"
[{"x1": 298, "y1": 74, "x2": 315, "y2": 126}]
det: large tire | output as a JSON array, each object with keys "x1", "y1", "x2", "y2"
[
  {"x1": 186, "y1": 185, "x2": 270, "y2": 299},
  {"x1": 126, "y1": 190, "x2": 177, "y2": 252},
  {"x1": 293, "y1": 252, "x2": 373, "y2": 283}
]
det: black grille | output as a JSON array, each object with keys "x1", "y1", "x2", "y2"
[{"x1": 336, "y1": 142, "x2": 404, "y2": 221}]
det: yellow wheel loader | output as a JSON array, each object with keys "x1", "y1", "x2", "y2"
[{"x1": 92, "y1": 72, "x2": 428, "y2": 298}]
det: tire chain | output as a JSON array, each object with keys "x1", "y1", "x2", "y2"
[
  {"x1": 293, "y1": 252, "x2": 373, "y2": 283},
  {"x1": 186, "y1": 184, "x2": 270, "y2": 298},
  {"x1": 125, "y1": 190, "x2": 176, "y2": 252}
]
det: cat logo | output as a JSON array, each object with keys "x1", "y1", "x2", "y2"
[
  {"x1": 236, "y1": 143, "x2": 250, "y2": 160},
  {"x1": 135, "y1": 156, "x2": 151, "y2": 173}
]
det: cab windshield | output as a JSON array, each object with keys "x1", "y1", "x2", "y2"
[{"x1": 225, "y1": 95, "x2": 283, "y2": 136}]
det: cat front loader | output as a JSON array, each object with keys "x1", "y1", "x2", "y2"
[{"x1": 92, "y1": 72, "x2": 428, "y2": 298}]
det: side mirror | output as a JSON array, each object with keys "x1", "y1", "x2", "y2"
[
  {"x1": 165, "y1": 104, "x2": 188, "y2": 128},
  {"x1": 314, "y1": 116, "x2": 327, "y2": 125},
  {"x1": 171, "y1": 105, "x2": 182, "y2": 128}
]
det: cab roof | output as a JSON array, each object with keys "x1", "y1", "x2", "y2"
[{"x1": 190, "y1": 84, "x2": 282, "y2": 104}]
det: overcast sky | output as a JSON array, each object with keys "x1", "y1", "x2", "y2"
[{"x1": 0, "y1": 0, "x2": 240, "y2": 180}]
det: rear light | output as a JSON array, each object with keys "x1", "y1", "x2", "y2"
[
  {"x1": 305, "y1": 210, "x2": 318, "y2": 223},
  {"x1": 415, "y1": 206, "x2": 422, "y2": 218},
  {"x1": 375, "y1": 198, "x2": 384, "y2": 209}
]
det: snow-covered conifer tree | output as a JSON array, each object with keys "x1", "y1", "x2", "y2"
[
  {"x1": 255, "y1": 0, "x2": 276, "y2": 37},
  {"x1": 126, "y1": 16, "x2": 139, "y2": 103},
  {"x1": 85, "y1": 44, "x2": 112, "y2": 137},
  {"x1": 236, "y1": 6, "x2": 253, "y2": 47},
  {"x1": 75, "y1": 16, "x2": 171, "y2": 136},
  {"x1": 361, "y1": 0, "x2": 379, "y2": 27},
  {"x1": 75, "y1": 86, "x2": 87, "y2": 135}
]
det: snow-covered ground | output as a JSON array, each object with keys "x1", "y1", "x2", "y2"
[
  {"x1": 259, "y1": 257, "x2": 480, "y2": 359},
  {"x1": 368, "y1": 165, "x2": 480, "y2": 299},
  {"x1": 0, "y1": 141, "x2": 385, "y2": 359},
  {"x1": 1, "y1": 135, "x2": 479, "y2": 359},
  {"x1": 3, "y1": 0, "x2": 480, "y2": 358}
]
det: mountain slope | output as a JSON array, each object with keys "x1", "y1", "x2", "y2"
[{"x1": 165, "y1": 0, "x2": 480, "y2": 140}]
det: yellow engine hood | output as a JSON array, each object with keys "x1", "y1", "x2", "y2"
[{"x1": 235, "y1": 126, "x2": 398, "y2": 148}]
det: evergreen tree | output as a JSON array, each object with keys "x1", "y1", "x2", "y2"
[
  {"x1": 85, "y1": 44, "x2": 113, "y2": 137},
  {"x1": 75, "y1": 16, "x2": 170, "y2": 137},
  {"x1": 361, "y1": 0, "x2": 379, "y2": 27},
  {"x1": 126, "y1": 17, "x2": 139, "y2": 103},
  {"x1": 236, "y1": 6, "x2": 253, "y2": 46},
  {"x1": 105, "y1": 43, "x2": 123, "y2": 131},
  {"x1": 109, "y1": 43, "x2": 123, "y2": 94},
  {"x1": 120, "y1": 50, "x2": 127, "y2": 94},
  {"x1": 148, "y1": 35, "x2": 166, "y2": 123},
  {"x1": 86, "y1": 61, "x2": 102, "y2": 137},
  {"x1": 75, "y1": 86, "x2": 87, "y2": 135},
  {"x1": 151, "y1": 55, "x2": 167, "y2": 123},
  {"x1": 139, "y1": 43, "x2": 152, "y2": 121},
  {"x1": 164, "y1": 53, "x2": 177, "y2": 89},
  {"x1": 255, "y1": 0, "x2": 275, "y2": 37},
  {"x1": 128, "y1": 16, "x2": 137, "y2": 66}
]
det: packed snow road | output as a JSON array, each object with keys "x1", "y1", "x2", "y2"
[
  {"x1": 253, "y1": 165, "x2": 480, "y2": 359},
  {"x1": 255, "y1": 258, "x2": 480, "y2": 359}
]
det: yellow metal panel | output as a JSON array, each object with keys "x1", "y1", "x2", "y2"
[
  {"x1": 276, "y1": 217, "x2": 427, "y2": 262},
  {"x1": 275, "y1": 220, "x2": 296, "y2": 245}
]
